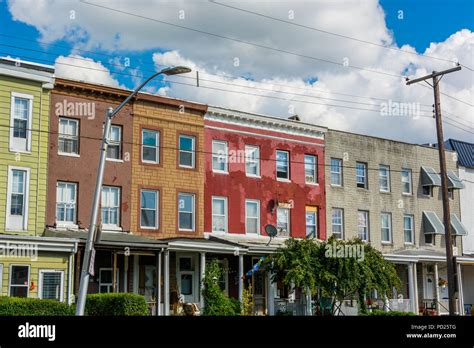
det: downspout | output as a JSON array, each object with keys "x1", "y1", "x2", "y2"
[
  {"x1": 68, "y1": 252, "x2": 73, "y2": 305},
  {"x1": 35, "y1": 85, "x2": 44, "y2": 236}
]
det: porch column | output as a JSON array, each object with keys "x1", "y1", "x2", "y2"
[
  {"x1": 457, "y1": 263, "x2": 464, "y2": 315},
  {"x1": 434, "y1": 263, "x2": 440, "y2": 314},
  {"x1": 238, "y1": 254, "x2": 244, "y2": 302},
  {"x1": 113, "y1": 251, "x2": 118, "y2": 292},
  {"x1": 124, "y1": 254, "x2": 129, "y2": 293},
  {"x1": 266, "y1": 272, "x2": 275, "y2": 316},
  {"x1": 156, "y1": 251, "x2": 162, "y2": 316},
  {"x1": 408, "y1": 262, "x2": 416, "y2": 314},
  {"x1": 200, "y1": 252, "x2": 206, "y2": 310},
  {"x1": 413, "y1": 262, "x2": 419, "y2": 314},
  {"x1": 164, "y1": 250, "x2": 170, "y2": 316},
  {"x1": 133, "y1": 255, "x2": 139, "y2": 293}
]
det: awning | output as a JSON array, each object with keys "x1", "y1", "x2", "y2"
[
  {"x1": 451, "y1": 214, "x2": 468, "y2": 235},
  {"x1": 421, "y1": 166, "x2": 441, "y2": 186},
  {"x1": 447, "y1": 170, "x2": 464, "y2": 189},
  {"x1": 422, "y1": 211, "x2": 445, "y2": 234}
]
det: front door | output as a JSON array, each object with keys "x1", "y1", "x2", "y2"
[
  {"x1": 251, "y1": 257, "x2": 266, "y2": 315},
  {"x1": 177, "y1": 254, "x2": 198, "y2": 303},
  {"x1": 425, "y1": 274, "x2": 435, "y2": 299}
]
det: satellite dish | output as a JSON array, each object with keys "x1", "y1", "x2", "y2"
[{"x1": 265, "y1": 224, "x2": 278, "y2": 238}]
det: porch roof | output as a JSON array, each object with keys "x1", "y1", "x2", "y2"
[
  {"x1": 44, "y1": 228, "x2": 166, "y2": 250},
  {"x1": 384, "y1": 249, "x2": 474, "y2": 263},
  {"x1": 164, "y1": 237, "x2": 248, "y2": 254},
  {"x1": 0, "y1": 233, "x2": 78, "y2": 253},
  {"x1": 208, "y1": 234, "x2": 288, "y2": 254},
  {"x1": 421, "y1": 166, "x2": 441, "y2": 186}
]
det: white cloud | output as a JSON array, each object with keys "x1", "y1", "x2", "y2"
[{"x1": 8, "y1": 0, "x2": 473, "y2": 143}]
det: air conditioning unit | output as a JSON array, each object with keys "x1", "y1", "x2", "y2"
[{"x1": 305, "y1": 175, "x2": 315, "y2": 183}]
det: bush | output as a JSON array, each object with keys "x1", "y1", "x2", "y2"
[
  {"x1": 0, "y1": 296, "x2": 74, "y2": 316},
  {"x1": 362, "y1": 309, "x2": 415, "y2": 316},
  {"x1": 202, "y1": 260, "x2": 240, "y2": 316},
  {"x1": 85, "y1": 293, "x2": 149, "y2": 316}
]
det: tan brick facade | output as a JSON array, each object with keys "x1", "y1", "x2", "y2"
[{"x1": 131, "y1": 97, "x2": 206, "y2": 239}]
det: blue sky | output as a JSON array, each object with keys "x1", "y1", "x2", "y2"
[{"x1": 1, "y1": 0, "x2": 472, "y2": 143}]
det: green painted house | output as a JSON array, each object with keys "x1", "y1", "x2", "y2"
[{"x1": 0, "y1": 57, "x2": 77, "y2": 304}]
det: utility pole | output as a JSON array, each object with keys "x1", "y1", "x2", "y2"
[
  {"x1": 406, "y1": 65, "x2": 461, "y2": 315},
  {"x1": 75, "y1": 66, "x2": 191, "y2": 315}
]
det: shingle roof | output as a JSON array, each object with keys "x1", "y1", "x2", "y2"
[{"x1": 444, "y1": 139, "x2": 474, "y2": 168}]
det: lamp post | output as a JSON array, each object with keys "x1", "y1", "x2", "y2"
[{"x1": 75, "y1": 66, "x2": 191, "y2": 315}]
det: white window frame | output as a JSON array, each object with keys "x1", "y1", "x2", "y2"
[
  {"x1": 106, "y1": 125, "x2": 122, "y2": 161},
  {"x1": 404, "y1": 214, "x2": 414, "y2": 245},
  {"x1": 356, "y1": 162, "x2": 368, "y2": 189},
  {"x1": 358, "y1": 210, "x2": 369, "y2": 241},
  {"x1": 276, "y1": 207, "x2": 290, "y2": 235},
  {"x1": 179, "y1": 135, "x2": 196, "y2": 169},
  {"x1": 401, "y1": 168, "x2": 412, "y2": 195},
  {"x1": 56, "y1": 181, "x2": 77, "y2": 227},
  {"x1": 332, "y1": 208, "x2": 344, "y2": 239},
  {"x1": 304, "y1": 154, "x2": 318, "y2": 184},
  {"x1": 305, "y1": 210, "x2": 317, "y2": 238},
  {"x1": 58, "y1": 117, "x2": 80, "y2": 156},
  {"x1": 140, "y1": 189, "x2": 159, "y2": 229},
  {"x1": 380, "y1": 213, "x2": 392, "y2": 244},
  {"x1": 10, "y1": 92, "x2": 33, "y2": 153},
  {"x1": 216, "y1": 259, "x2": 229, "y2": 295},
  {"x1": 212, "y1": 140, "x2": 228, "y2": 173},
  {"x1": 330, "y1": 158, "x2": 343, "y2": 186},
  {"x1": 8, "y1": 264, "x2": 30, "y2": 297},
  {"x1": 212, "y1": 196, "x2": 228, "y2": 233},
  {"x1": 38, "y1": 270, "x2": 65, "y2": 302},
  {"x1": 276, "y1": 150, "x2": 290, "y2": 181},
  {"x1": 245, "y1": 145, "x2": 260, "y2": 177},
  {"x1": 379, "y1": 165, "x2": 390, "y2": 192},
  {"x1": 245, "y1": 199, "x2": 260, "y2": 235},
  {"x1": 99, "y1": 268, "x2": 119, "y2": 293},
  {"x1": 101, "y1": 186, "x2": 121, "y2": 230},
  {"x1": 0, "y1": 264, "x2": 3, "y2": 294},
  {"x1": 141, "y1": 129, "x2": 160, "y2": 164},
  {"x1": 6, "y1": 166, "x2": 30, "y2": 231},
  {"x1": 178, "y1": 193, "x2": 196, "y2": 232}
]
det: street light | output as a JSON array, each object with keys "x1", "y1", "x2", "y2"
[{"x1": 75, "y1": 66, "x2": 191, "y2": 315}]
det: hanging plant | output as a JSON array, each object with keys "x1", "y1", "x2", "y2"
[{"x1": 438, "y1": 278, "x2": 448, "y2": 288}]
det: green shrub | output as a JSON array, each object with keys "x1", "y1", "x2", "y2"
[
  {"x1": 0, "y1": 296, "x2": 74, "y2": 316},
  {"x1": 362, "y1": 309, "x2": 415, "y2": 316},
  {"x1": 202, "y1": 260, "x2": 239, "y2": 316},
  {"x1": 85, "y1": 293, "x2": 149, "y2": 316}
]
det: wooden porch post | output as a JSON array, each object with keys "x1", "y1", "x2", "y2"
[
  {"x1": 112, "y1": 251, "x2": 118, "y2": 292},
  {"x1": 434, "y1": 263, "x2": 440, "y2": 314},
  {"x1": 238, "y1": 254, "x2": 244, "y2": 302},
  {"x1": 164, "y1": 250, "x2": 170, "y2": 316}
]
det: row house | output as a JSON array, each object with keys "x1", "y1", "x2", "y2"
[
  {"x1": 325, "y1": 129, "x2": 470, "y2": 315},
  {"x1": 203, "y1": 106, "x2": 327, "y2": 315},
  {"x1": 0, "y1": 58, "x2": 77, "y2": 303}
]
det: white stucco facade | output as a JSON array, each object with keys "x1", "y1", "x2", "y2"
[{"x1": 460, "y1": 166, "x2": 474, "y2": 255}]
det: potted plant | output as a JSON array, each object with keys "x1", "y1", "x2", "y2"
[{"x1": 438, "y1": 278, "x2": 448, "y2": 288}]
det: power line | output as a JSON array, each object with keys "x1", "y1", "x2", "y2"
[
  {"x1": 0, "y1": 121, "x2": 466, "y2": 173},
  {"x1": 209, "y1": 0, "x2": 474, "y2": 72},
  {"x1": 1, "y1": 50, "x2": 471, "y2": 133}
]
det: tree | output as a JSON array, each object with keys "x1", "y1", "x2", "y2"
[{"x1": 265, "y1": 236, "x2": 401, "y2": 315}]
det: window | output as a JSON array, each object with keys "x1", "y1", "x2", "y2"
[
  {"x1": 178, "y1": 257, "x2": 195, "y2": 297},
  {"x1": 10, "y1": 93, "x2": 32, "y2": 152},
  {"x1": 142, "y1": 129, "x2": 160, "y2": 164},
  {"x1": 276, "y1": 207, "x2": 290, "y2": 235},
  {"x1": 56, "y1": 182, "x2": 77, "y2": 226},
  {"x1": 404, "y1": 215, "x2": 414, "y2": 244},
  {"x1": 380, "y1": 213, "x2": 392, "y2": 243},
  {"x1": 39, "y1": 270, "x2": 64, "y2": 302},
  {"x1": 425, "y1": 233, "x2": 434, "y2": 245},
  {"x1": 305, "y1": 208, "x2": 317, "y2": 238},
  {"x1": 422, "y1": 185, "x2": 433, "y2": 197},
  {"x1": 7, "y1": 168, "x2": 29, "y2": 231},
  {"x1": 58, "y1": 118, "x2": 79, "y2": 155},
  {"x1": 245, "y1": 200, "x2": 260, "y2": 234},
  {"x1": 99, "y1": 268, "x2": 119, "y2": 293},
  {"x1": 357, "y1": 210, "x2": 369, "y2": 241},
  {"x1": 304, "y1": 155, "x2": 317, "y2": 184},
  {"x1": 212, "y1": 140, "x2": 228, "y2": 173},
  {"x1": 379, "y1": 165, "x2": 390, "y2": 192},
  {"x1": 401, "y1": 168, "x2": 412, "y2": 194},
  {"x1": 330, "y1": 158, "x2": 343, "y2": 186},
  {"x1": 212, "y1": 197, "x2": 227, "y2": 233},
  {"x1": 332, "y1": 208, "x2": 344, "y2": 239},
  {"x1": 448, "y1": 188, "x2": 454, "y2": 200},
  {"x1": 101, "y1": 186, "x2": 120, "y2": 228},
  {"x1": 276, "y1": 150, "x2": 290, "y2": 180},
  {"x1": 178, "y1": 193, "x2": 195, "y2": 231},
  {"x1": 107, "y1": 125, "x2": 122, "y2": 160},
  {"x1": 179, "y1": 135, "x2": 196, "y2": 168},
  {"x1": 245, "y1": 145, "x2": 260, "y2": 177},
  {"x1": 9, "y1": 265, "x2": 29, "y2": 297},
  {"x1": 356, "y1": 162, "x2": 367, "y2": 188},
  {"x1": 140, "y1": 189, "x2": 159, "y2": 229}
]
